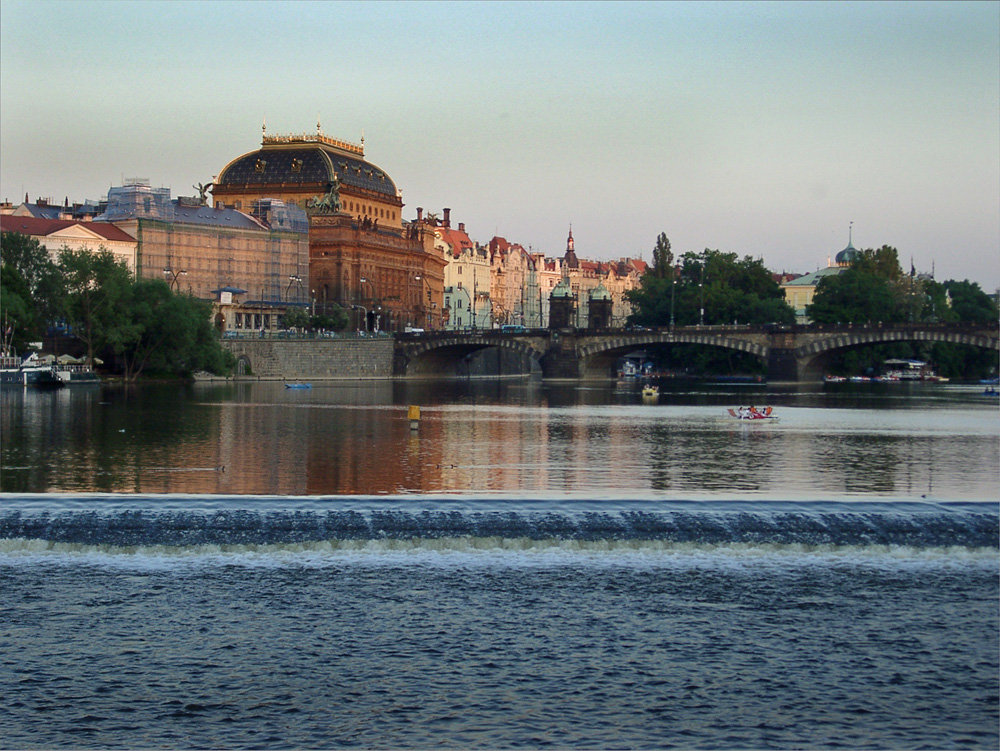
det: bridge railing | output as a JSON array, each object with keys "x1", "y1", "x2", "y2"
[{"x1": 220, "y1": 330, "x2": 393, "y2": 341}]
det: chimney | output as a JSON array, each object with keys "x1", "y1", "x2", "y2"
[
  {"x1": 416, "y1": 207, "x2": 423, "y2": 222},
  {"x1": 443, "y1": 207, "x2": 451, "y2": 228},
  {"x1": 458, "y1": 222, "x2": 465, "y2": 233}
]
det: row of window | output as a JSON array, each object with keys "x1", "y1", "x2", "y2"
[{"x1": 216, "y1": 198, "x2": 396, "y2": 222}]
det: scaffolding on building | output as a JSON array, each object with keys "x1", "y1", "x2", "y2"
[
  {"x1": 96, "y1": 179, "x2": 172, "y2": 222},
  {"x1": 250, "y1": 199, "x2": 309, "y2": 234}
]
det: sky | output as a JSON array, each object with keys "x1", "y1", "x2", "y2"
[{"x1": 2, "y1": 1, "x2": 998, "y2": 289}]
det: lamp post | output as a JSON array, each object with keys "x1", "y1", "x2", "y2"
[
  {"x1": 456, "y1": 285, "x2": 472, "y2": 331},
  {"x1": 699, "y1": 262, "x2": 705, "y2": 327},
  {"x1": 670, "y1": 265, "x2": 678, "y2": 329},
  {"x1": 359, "y1": 277, "x2": 378, "y2": 332},
  {"x1": 285, "y1": 275, "x2": 302, "y2": 302},
  {"x1": 164, "y1": 267, "x2": 187, "y2": 291},
  {"x1": 352, "y1": 304, "x2": 368, "y2": 333},
  {"x1": 413, "y1": 274, "x2": 426, "y2": 330},
  {"x1": 472, "y1": 280, "x2": 479, "y2": 331}
]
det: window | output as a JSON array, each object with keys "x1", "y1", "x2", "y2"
[{"x1": 457, "y1": 300, "x2": 463, "y2": 309}]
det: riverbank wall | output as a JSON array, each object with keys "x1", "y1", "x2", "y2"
[{"x1": 221, "y1": 339, "x2": 395, "y2": 380}]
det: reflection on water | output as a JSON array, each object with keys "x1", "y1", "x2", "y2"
[{"x1": 1, "y1": 380, "x2": 997, "y2": 498}]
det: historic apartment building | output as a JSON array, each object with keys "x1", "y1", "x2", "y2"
[
  {"x1": 0, "y1": 213, "x2": 138, "y2": 270},
  {"x1": 211, "y1": 124, "x2": 445, "y2": 332}
]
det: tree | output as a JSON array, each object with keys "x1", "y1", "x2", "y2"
[
  {"x1": 112, "y1": 279, "x2": 232, "y2": 381},
  {"x1": 650, "y1": 233, "x2": 674, "y2": 279},
  {"x1": 1, "y1": 263, "x2": 33, "y2": 352},
  {"x1": 807, "y1": 268, "x2": 903, "y2": 324},
  {"x1": 943, "y1": 280, "x2": 998, "y2": 323},
  {"x1": 1, "y1": 231, "x2": 62, "y2": 348},
  {"x1": 855, "y1": 245, "x2": 904, "y2": 282},
  {"x1": 283, "y1": 308, "x2": 310, "y2": 331},
  {"x1": 627, "y1": 248, "x2": 794, "y2": 327},
  {"x1": 58, "y1": 248, "x2": 135, "y2": 367}
]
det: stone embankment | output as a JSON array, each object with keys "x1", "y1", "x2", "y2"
[{"x1": 221, "y1": 338, "x2": 394, "y2": 380}]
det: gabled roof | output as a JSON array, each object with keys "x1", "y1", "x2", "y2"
[
  {"x1": 12, "y1": 202, "x2": 63, "y2": 219},
  {"x1": 1, "y1": 215, "x2": 136, "y2": 243}
]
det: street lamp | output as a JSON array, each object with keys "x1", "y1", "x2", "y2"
[
  {"x1": 670, "y1": 264, "x2": 678, "y2": 329},
  {"x1": 456, "y1": 285, "x2": 472, "y2": 330},
  {"x1": 285, "y1": 275, "x2": 302, "y2": 302},
  {"x1": 699, "y1": 262, "x2": 705, "y2": 327},
  {"x1": 164, "y1": 267, "x2": 187, "y2": 291},
  {"x1": 359, "y1": 277, "x2": 378, "y2": 332},
  {"x1": 413, "y1": 274, "x2": 426, "y2": 330},
  {"x1": 352, "y1": 304, "x2": 368, "y2": 333}
]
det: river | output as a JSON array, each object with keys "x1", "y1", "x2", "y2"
[{"x1": 1, "y1": 378, "x2": 997, "y2": 749}]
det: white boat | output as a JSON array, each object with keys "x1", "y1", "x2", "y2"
[{"x1": 0, "y1": 352, "x2": 70, "y2": 387}]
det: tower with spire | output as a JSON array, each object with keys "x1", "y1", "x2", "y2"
[{"x1": 563, "y1": 225, "x2": 579, "y2": 270}]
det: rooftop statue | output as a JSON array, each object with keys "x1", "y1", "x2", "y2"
[
  {"x1": 194, "y1": 182, "x2": 213, "y2": 206},
  {"x1": 307, "y1": 175, "x2": 342, "y2": 213}
]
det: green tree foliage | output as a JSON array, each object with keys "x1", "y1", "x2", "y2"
[
  {"x1": 1, "y1": 231, "x2": 61, "y2": 349},
  {"x1": 58, "y1": 248, "x2": 135, "y2": 368},
  {"x1": 650, "y1": 233, "x2": 674, "y2": 279},
  {"x1": 312, "y1": 304, "x2": 348, "y2": 332},
  {"x1": 113, "y1": 279, "x2": 232, "y2": 381},
  {"x1": 627, "y1": 248, "x2": 795, "y2": 327},
  {"x1": 807, "y1": 268, "x2": 903, "y2": 324},
  {"x1": 943, "y1": 280, "x2": 998, "y2": 323},
  {"x1": 283, "y1": 308, "x2": 310, "y2": 331}
]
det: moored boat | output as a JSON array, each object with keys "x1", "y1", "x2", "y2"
[{"x1": 1, "y1": 352, "x2": 70, "y2": 387}]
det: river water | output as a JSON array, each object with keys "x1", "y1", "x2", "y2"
[{"x1": 1, "y1": 379, "x2": 998, "y2": 750}]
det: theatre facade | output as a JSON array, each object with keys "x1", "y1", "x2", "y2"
[{"x1": 212, "y1": 125, "x2": 445, "y2": 331}]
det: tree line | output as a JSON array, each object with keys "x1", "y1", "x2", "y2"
[
  {"x1": 2, "y1": 231, "x2": 232, "y2": 381},
  {"x1": 626, "y1": 233, "x2": 998, "y2": 379}
]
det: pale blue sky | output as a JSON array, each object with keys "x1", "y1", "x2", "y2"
[{"x1": 2, "y1": 1, "x2": 998, "y2": 288}]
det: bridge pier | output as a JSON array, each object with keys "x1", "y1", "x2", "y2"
[
  {"x1": 766, "y1": 348, "x2": 799, "y2": 382},
  {"x1": 540, "y1": 332, "x2": 582, "y2": 379}
]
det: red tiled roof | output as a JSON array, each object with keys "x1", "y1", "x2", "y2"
[
  {"x1": 0, "y1": 215, "x2": 136, "y2": 243},
  {"x1": 436, "y1": 225, "x2": 474, "y2": 257}
]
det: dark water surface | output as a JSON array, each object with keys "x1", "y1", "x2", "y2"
[
  {"x1": 1, "y1": 379, "x2": 998, "y2": 498},
  {"x1": 1, "y1": 380, "x2": 998, "y2": 749}
]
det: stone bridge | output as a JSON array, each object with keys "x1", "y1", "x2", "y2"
[{"x1": 394, "y1": 322, "x2": 999, "y2": 381}]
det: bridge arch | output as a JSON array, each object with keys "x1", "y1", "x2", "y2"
[
  {"x1": 794, "y1": 327, "x2": 1000, "y2": 379},
  {"x1": 396, "y1": 334, "x2": 546, "y2": 377},
  {"x1": 576, "y1": 331, "x2": 770, "y2": 378}
]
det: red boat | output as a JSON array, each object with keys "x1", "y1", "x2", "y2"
[{"x1": 728, "y1": 406, "x2": 779, "y2": 421}]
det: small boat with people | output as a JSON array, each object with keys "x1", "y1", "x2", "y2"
[
  {"x1": 728, "y1": 406, "x2": 778, "y2": 421},
  {"x1": 641, "y1": 384, "x2": 659, "y2": 398}
]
